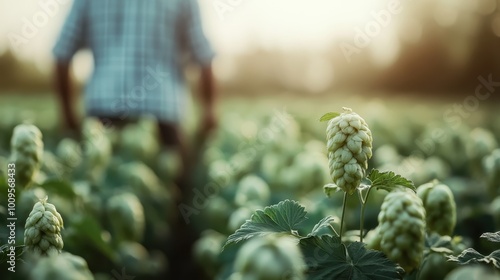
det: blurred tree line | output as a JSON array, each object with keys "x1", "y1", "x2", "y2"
[{"x1": 1, "y1": 0, "x2": 499, "y2": 97}]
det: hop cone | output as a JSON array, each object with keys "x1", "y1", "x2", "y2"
[
  {"x1": 378, "y1": 190, "x2": 426, "y2": 272},
  {"x1": 29, "y1": 252, "x2": 93, "y2": 280},
  {"x1": 234, "y1": 175, "x2": 271, "y2": 208},
  {"x1": 106, "y1": 192, "x2": 145, "y2": 242},
  {"x1": 24, "y1": 197, "x2": 64, "y2": 257},
  {"x1": 56, "y1": 138, "x2": 82, "y2": 169},
  {"x1": 417, "y1": 180, "x2": 456, "y2": 236},
  {"x1": 326, "y1": 108, "x2": 373, "y2": 194},
  {"x1": 10, "y1": 124, "x2": 44, "y2": 188},
  {"x1": 231, "y1": 235, "x2": 305, "y2": 280},
  {"x1": 483, "y1": 149, "x2": 500, "y2": 196},
  {"x1": 82, "y1": 118, "x2": 111, "y2": 182}
]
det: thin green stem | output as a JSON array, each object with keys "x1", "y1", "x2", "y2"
[
  {"x1": 359, "y1": 186, "x2": 373, "y2": 243},
  {"x1": 340, "y1": 192, "x2": 348, "y2": 241},
  {"x1": 360, "y1": 202, "x2": 366, "y2": 243}
]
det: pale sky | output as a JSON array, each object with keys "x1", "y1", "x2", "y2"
[
  {"x1": 0, "y1": 0, "x2": 389, "y2": 57},
  {"x1": 0, "y1": 0, "x2": 443, "y2": 83}
]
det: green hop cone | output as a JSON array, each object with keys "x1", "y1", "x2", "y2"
[
  {"x1": 56, "y1": 138, "x2": 82, "y2": 170},
  {"x1": 234, "y1": 175, "x2": 271, "y2": 208},
  {"x1": 106, "y1": 192, "x2": 145, "y2": 242},
  {"x1": 326, "y1": 108, "x2": 373, "y2": 195},
  {"x1": 378, "y1": 190, "x2": 426, "y2": 273},
  {"x1": 193, "y1": 230, "x2": 226, "y2": 277},
  {"x1": 10, "y1": 124, "x2": 44, "y2": 188},
  {"x1": 29, "y1": 252, "x2": 93, "y2": 280},
  {"x1": 417, "y1": 180, "x2": 457, "y2": 236},
  {"x1": 231, "y1": 235, "x2": 305, "y2": 280},
  {"x1": 82, "y1": 118, "x2": 111, "y2": 182},
  {"x1": 24, "y1": 197, "x2": 64, "y2": 257},
  {"x1": 483, "y1": 149, "x2": 500, "y2": 196}
]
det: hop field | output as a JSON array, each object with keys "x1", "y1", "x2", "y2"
[{"x1": 1, "y1": 94, "x2": 500, "y2": 279}]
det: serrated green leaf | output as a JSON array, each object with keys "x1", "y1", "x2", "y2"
[
  {"x1": 481, "y1": 232, "x2": 500, "y2": 243},
  {"x1": 448, "y1": 248, "x2": 500, "y2": 269},
  {"x1": 308, "y1": 216, "x2": 338, "y2": 237},
  {"x1": 0, "y1": 245, "x2": 25, "y2": 264},
  {"x1": 300, "y1": 235, "x2": 404, "y2": 279},
  {"x1": 425, "y1": 233, "x2": 453, "y2": 249},
  {"x1": 223, "y1": 200, "x2": 307, "y2": 248},
  {"x1": 320, "y1": 112, "x2": 340, "y2": 122},
  {"x1": 424, "y1": 233, "x2": 455, "y2": 255},
  {"x1": 367, "y1": 169, "x2": 416, "y2": 193}
]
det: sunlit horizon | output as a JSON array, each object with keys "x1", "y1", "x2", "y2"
[
  {"x1": 1, "y1": 0, "x2": 498, "y2": 88},
  {"x1": 0, "y1": 0, "x2": 390, "y2": 61}
]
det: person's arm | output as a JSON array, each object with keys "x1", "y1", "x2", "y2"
[
  {"x1": 55, "y1": 62, "x2": 79, "y2": 132},
  {"x1": 199, "y1": 63, "x2": 217, "y2": 135},
  {"x1": 183, "y1": 0, "x2": 217, "y2": 135},
  {"x1": 52, "y1": 0, "x2": 87, "y2": 134}
]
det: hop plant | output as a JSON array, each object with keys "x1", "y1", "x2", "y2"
[
  {"x1": 230, "y1": 235, "x2": 305, "y2": 280},
  {"x1": 10, "y1": 124, "x2": 44, "y2": 188},
  {"x1": 82, "y1": 118, "x2": 111, "y2": 182},
  {"x1": 417, "y1": 180, "x2": 457, "y2": 236},
  {"x1": 326, "y1": 108, "x2": 373, "y2": 194},
  {"x1": 29, "y1": 252, "x2": 94, "y2": 280},
  {"x1": 234, "y1": 175, "x2": 271, "y2": 208},
  {"x1": 465, "y1": 127, "x2": 498, "y2": 161},
  {"x1": 56, "y1": 138, "x2": 82, "y2": 169},
  {"x1": 24, "y1": 197, "x2": 64, "y2": 257},
  {"x1": 377, "y1": 190, "x2": 426, "y2": 272},
  {"x1": 106, "y1": 192, "x2": 145, "y2": 242},
  {"x1": 483, "y1": 149, "x2": 500, "y2": 196},
  {"x1": 120, "y1": 117, "x2": 160, "y2": 161},
  {"x1": 193, "y1": 230, "x2": 226, "y2": 277}
]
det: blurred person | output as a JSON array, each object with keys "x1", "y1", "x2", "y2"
[
  {"x1": 53, "y1": 0, "x2": 216, "y2": 278},
  {"x1": 53, "y1": 0, "x2": 216, "y2": 185}
]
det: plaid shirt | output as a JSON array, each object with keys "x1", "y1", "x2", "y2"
[{"x1": 53, "y1": 0, "x2": 214, "y2": 123}]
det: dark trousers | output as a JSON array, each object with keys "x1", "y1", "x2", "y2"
[{"x1": 96, "y1": 116, "x2": 204, "y2": 279}]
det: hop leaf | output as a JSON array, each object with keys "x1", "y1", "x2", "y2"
[
  {"x1": 481, "y1": 231, "x2": 500, "y2": 243},
  {"x1": 224, "y1": 200, "x2": 307, "y2": 248},
  {"x1": 300, "y1": 235, "x2": 403, "y2": 279},
  {"x1": 447, "y1": 248, "x2": 500, "y2": 270},
  {"x1": 24, "y1": 197, "x2": 64, "y2": 257},
  {"x1": 325, "y1": 108, "x2": 373, "y2": 195},
  {"x1": 367, "y1": 169, "x2": 416, "y2": 193}
]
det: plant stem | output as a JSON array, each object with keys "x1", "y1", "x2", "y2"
[
  {"x1": 360, "y1": 202, "x2": 366, "y2": 243},
  {"x1": 340, "y1": 192, "x2": 348, "y2": 241},
  {"x1": 359, "y1": 186, "x2": 373, "y2": 243}
]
